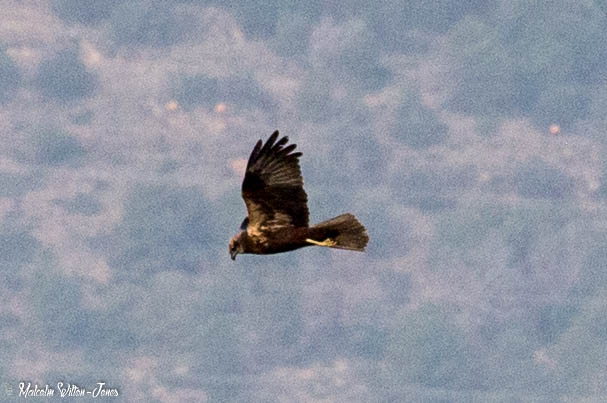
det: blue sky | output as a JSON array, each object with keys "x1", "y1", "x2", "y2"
[{"x1": 1, "y1": 1, "x2": 607, "y2": 401}]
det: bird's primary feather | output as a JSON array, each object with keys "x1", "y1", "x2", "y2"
[{"x1": 241, "y1": 130, "x2": 309, "y2": 234}]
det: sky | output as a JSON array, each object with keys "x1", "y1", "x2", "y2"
[{"x1": 1, "y1": 0, "x2": 607, "y2": 401}]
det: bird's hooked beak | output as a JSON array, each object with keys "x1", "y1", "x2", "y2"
[{"x1": 229, "y1": 232, "x2": 244, "y2": 260}]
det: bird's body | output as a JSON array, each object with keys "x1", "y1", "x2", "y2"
[
  {"x1": 229, "y1": 131, "x2": 368, "y2": 260},
  {"x1": 233, "y1": 226, "x2": 310, "y2": 255}
]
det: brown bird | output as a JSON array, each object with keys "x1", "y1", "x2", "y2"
[{"x1": 229, "y1": 130, "x2": 369, "y2": 260}]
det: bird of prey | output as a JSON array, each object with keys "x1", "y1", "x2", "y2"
[{"x1": 229, "y1": 130, "x2": 369, "y2": 260}]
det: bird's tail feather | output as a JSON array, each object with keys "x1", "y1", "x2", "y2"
[{"x1": 309, "y1": 213, "x2": 369, "y2": 251}]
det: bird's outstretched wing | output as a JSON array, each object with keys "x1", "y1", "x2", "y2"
[{"x1": 242, "y1": 130, "x2": 309, "y2": 234}]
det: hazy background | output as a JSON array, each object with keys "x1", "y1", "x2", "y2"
[{"x1": 1, "y1": 1, "x2": 607, "y2": 401}]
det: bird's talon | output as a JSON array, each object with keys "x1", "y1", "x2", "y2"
[{"x1": 306, "y1": 238, "x2": 336, "y2": 247}]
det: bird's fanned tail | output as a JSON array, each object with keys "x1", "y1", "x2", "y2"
[{"x1": 308, "y1": 213, "x2": 369, "y2": 251}]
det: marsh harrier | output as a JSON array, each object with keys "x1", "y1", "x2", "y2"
[{"x1": 229, "y1": 131, "x2": 369, "y2": 259}]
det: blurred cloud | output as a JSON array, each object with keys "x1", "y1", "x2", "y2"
[
  {"x1": 393, "y1": 164, "x2": 477, "y2": 211},
  {"x1": 16, "y1": 128, "x2": 87, "y2": 166},
  {"x1": 441, "y1": 1, "x2": 607, "y2": 131},
  {"x1": 36, "y1": 47, "x2": 98, "y2": 103},
  {"x1": 220, "y1": 0, "x2": 323, "y2": 40},
  {"x1": 105, "y1": 183, "x2": 220, "y2": 278},
  {"x1": 0, "y1": 171, "x2": 45, "y2": 198},
  {"x1": 172, "y1": 74, "x2": 276, "y2": 113},
  {"x1": 0, "y1": 48, "x2": 22, "y2": 103},
  {"x1": 52, "y1": 193, "x2": 103, "y2": 216},
  {"x1": 390, "y1": 87, "x2": 448, "y2": 148},
  {"x1": 2, "y1": 1, "x2": 607, "y2": 401},
  {"x1": 108, "y1": 1, "x2": 194, "y2": 48},
  {"x1": 513, "y1": 158, "x2": 575, "y2": 200},
  {"x1": 309, "y1": 17, "x2": 391, "y2": 92},
  {"x1": 51, "y1": 0, "x2": 123, "y2": 25},
  {"x1": 386, "y1": 303, "x2": 481, "y2": 389}
]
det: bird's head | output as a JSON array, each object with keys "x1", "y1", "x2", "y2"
[{"x1": 229, "y1": 231, "x2": 246, "y2": 260}]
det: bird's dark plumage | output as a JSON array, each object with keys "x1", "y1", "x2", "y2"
[
  {"x1": 229, "y1": 130, "x2": 368, "y2": 260},
  {"x1": 242, "y1": 130, "x2": 308, "y2": 231}
]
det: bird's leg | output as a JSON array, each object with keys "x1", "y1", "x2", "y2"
[{"x1": 306, "y1": 238, "x2": 337, "y2": 247}]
